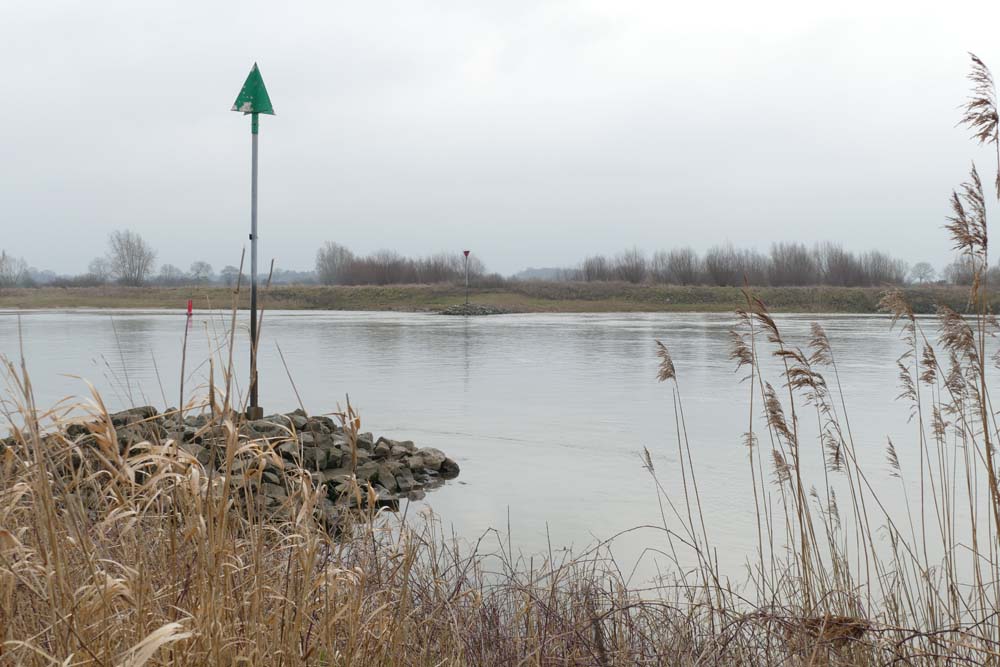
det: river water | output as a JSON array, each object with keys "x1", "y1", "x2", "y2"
[{"x1": 0, "y1": 309, "x2": 938, "y2": 581}]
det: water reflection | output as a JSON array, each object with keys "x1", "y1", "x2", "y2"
[
  {"x1": 0, "y1": 309, "x2": 971, "y2": 581},
  {"x1": 462, "y1": 317, "x2": 471, "y2": 392}
]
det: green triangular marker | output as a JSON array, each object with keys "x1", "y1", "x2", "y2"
[{"x1": 232, "y1": 63, "x2": 275, "y2": 115}]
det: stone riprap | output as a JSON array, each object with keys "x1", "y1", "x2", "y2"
[
  {"x1": 439, "y1": 303, "x2": 509, "y2": 316},
  {"x1": 30, "y1": 406, "x2": 460, "y2": 531}
]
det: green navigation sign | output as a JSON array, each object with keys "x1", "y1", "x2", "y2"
[
  {"x1": 232, "y1": 62, "x2": 275, "y2": 420},
  {"x1": 232, "y1": 63, "x2": 275, "y2": 116}
]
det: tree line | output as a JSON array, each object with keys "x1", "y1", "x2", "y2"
[
  {"x1": 0, "y1": 231, "x2": 308, "y2": 288},
  {"x1": 0, "y1": 233, "x2": 988, "y2": 289},
  {"x1": 567, "y1": 242, "x2": 932, "y2": 287},
  {"x1": 313, "y1": 242, "x2": 501, "y2": 286},
  {"x1": 0, "y1": 233, "x2": 498, "y2": 289}
]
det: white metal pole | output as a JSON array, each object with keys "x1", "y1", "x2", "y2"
[{"x1": 249, "y1": 113, "x2": 260, "y2": 416}]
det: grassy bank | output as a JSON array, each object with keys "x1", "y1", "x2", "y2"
[{"x1": 0, "y1": 282, "x2": 988, "y2": 313}]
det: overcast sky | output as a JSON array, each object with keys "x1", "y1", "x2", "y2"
[{"x1": 3, "y1": 1, "x2": 1000, "y2": 276}]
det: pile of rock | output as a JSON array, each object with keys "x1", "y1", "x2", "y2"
[
  {"x1": 439, "y1": 303, "x2": 508, "y2": 316},
  {"x1": 53, "y1": 406, "x2": 461, "y2": 530}
]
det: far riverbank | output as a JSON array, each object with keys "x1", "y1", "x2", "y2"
[{"x1": 0, "y1": 282, "x2": 982, "y2": 314}]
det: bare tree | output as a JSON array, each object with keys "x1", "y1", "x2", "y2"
[
  {"x1": 107, "y1": 230, "x2": 156, "y2": 286},
  {"x1": 649, "y1": 249, "x2": 706, "y2": 285},
  {"x1": 745, "y1": 250, "x2": 770, "y2": 285},
  {"x1": 315, "y1": 242, "x2": 355, "y2": 285},
  {"x1": 0, "y1": 251, "x2": 28, "y2": 288},
  {"x1": 219, "y1": 265, "x2": 243, "y2": 287},
  {"x1": 704, "y1": 244, "x2": 769, "y2": 286},
  {"x1": 909, "y1": 262, "x2": 936, "y2": 284},
  {"x1": 614, "y1": 247, "x2": 647, "y2": 284},
  {"x1": 664, "y1": 248, "x2": 702, "y2": 285},
  {"x1": 649, "y1": 250, "x2": 670, "y2": 283},
  {"x1": 189, "y1": 261, "x2": 214, "y2": 284},
  {"x1": 768, "y1": 242, "x2": 818, "y2": 286},
  {"x1": 815, "y1": 242, "x2": 863, "y2": 286},
  {"x1": 87, "y1": 257, "x2": 112, "y2": 284},
  {"x1": 370, "y1": 250, "x2": 413, "y2": 285},
  {"x1": 860, "y1": 251, "x2": 907, "y2": 286},
  {"x1": 944, "y1": 257, "x2": 976, "y2": 285},
  {"x1": 416, "y1": 252, "x2": 462, "y2": 283},
  {"x1": 464, "y1": 253, "x2": 486, "y2": 281},
  {"x1": 704, "y1": 244, "x2": 741, "y2": 286},
  {"x1": 581, "y1": 255, "x2": 611, "y2": 282},
  {"x1": 157, "y1": 264, "x2": 186, "y2": 286}
]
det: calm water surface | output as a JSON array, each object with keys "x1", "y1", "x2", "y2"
[{"x1": 0, "y1": 309, "x2": 926, "y2": 579}]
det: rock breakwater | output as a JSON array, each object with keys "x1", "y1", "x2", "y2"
[
  {"x1": 7, "y1": 406, "x2": 460, "y2": 531},
  {"x1": 439, "y1": 303, "x2": 508, "y2": 315}
]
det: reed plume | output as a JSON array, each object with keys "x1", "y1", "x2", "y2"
[
  {"x1": 654, "y1": 339, "x2": 676, "y2": 382},
  {"x1": 960, "y1": 53, "x2": 1000, "y2": 198}
]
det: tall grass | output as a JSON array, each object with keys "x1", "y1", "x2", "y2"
[
  {"x1": 0, "y1": 361, "x2": 737, "y2": 665},
  {"x1": 3, "y1": 53, "x2": 1000, "y2": 665}
]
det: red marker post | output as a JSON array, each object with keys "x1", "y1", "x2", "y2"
[
  {"x1": 463, "y1": 250, "x2": 470, "y2": 305},
  {"x1": 179, "y1": 298, "x2": 194, "y2": 420}
]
